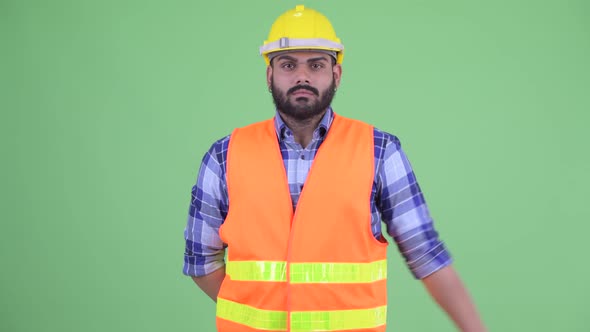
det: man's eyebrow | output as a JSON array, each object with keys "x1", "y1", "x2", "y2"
[
  {"x1": 275, "y1": 55, "x2": 329, "y2": 63},
  {"x1": 275, "y1": 55, "x2": 298, "y2": 62},
  {"x1": 307, "y1": 56, "x2": 329, "y2": 63}
]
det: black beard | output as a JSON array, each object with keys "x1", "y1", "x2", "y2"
[{"x1": 270, "y1": 78, "x2": 337, "y2": 121}]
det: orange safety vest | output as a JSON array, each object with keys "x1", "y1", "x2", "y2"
[{"x1": 217, "y1": 114, "x2": 389, "y2": 332}]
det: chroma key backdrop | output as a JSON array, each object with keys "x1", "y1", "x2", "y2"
[{"x1": 2, "y1": 0, "x2": 589, "y2": 331}]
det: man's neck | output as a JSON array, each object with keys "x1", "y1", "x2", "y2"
[{"x1": 278, "y1": 109, "x2": 327, "y2": 148}]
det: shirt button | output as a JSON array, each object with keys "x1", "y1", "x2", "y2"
[{"x1": 300, "y1": 155, "x2": 305, "y2": 160}]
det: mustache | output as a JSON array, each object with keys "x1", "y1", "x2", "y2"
[{"x1": 287, "y1": 85, "x2": 319, "y2": 96}]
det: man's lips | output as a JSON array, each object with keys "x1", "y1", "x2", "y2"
[{"x1": 291, "y1": 89, "x2": 315, "y2": 96}]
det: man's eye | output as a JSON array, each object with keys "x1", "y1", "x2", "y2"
[
  {"x1": 311, "y1": 63, "x2": 324, "y2": 70},
  {"x1": 282, "y1": 63, "x2": 295, "y2": 70}
]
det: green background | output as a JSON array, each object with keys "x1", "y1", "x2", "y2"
[{"x1": 2, "y1": 0, "x2": 589, "y2": 331}]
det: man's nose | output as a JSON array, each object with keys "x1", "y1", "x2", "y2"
[{"x1": 294, "y1": 66, "x2": 311, "y2": 85}]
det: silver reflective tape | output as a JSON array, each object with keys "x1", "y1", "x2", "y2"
[
  {"x1": 260, "y1": 37, "x2": 344, "y2": 55},
  {"x1": 280, "y1": 37, "x2": 289, "y2": 48}
]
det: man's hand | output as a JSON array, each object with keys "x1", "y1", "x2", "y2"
[
  {"x1": 422, "y1": 265, "x2": 487, "y2": 332},
  {"x1": 191, "y1": 266, "x2": 226, "y2": 302}
]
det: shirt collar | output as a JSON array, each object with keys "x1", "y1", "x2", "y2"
[{"x1": 274, "y1": 107, "x2": 334, "y2": 142}]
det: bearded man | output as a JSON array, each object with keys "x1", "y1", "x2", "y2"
[{"x1": 183, "y1": 5, "x2": 486, "y2": 332}]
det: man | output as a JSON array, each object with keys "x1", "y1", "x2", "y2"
[{"x1": 183, "y1": 5, "x2": 486, "y2": 332}]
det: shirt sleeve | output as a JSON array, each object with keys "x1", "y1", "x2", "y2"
[
  {"x1": 378, "y1": 134, "x2": 453, "y2": 279},
  {"x1": 183, "y1": 136, "x2": 230, "y2": 277}
]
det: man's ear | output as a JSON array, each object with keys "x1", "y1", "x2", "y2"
[
  {"x1": 266, "y1": 65, "x2": 273, "y2": 90},
  {"x1": 332, "y1": 63, "x2": 342, "y2": 88}
]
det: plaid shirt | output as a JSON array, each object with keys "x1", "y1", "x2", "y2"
[{"x1": 183, "y1": 108, "x2": 452, "y2": 279}]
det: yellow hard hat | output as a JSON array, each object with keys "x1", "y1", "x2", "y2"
[{"x1": 260, "y1": 5, "x2": 344, "y2": 65}]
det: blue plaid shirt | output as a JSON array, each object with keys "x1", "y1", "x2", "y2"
[{"x1": 183, "y1": 108, "x2": 452, "y2": 279}]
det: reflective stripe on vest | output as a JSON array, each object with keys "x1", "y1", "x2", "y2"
[
  {"x1": 217, "y1": 298, "x2": 387, "y2": 331},
  {"x1": 226, "y1": 260, "x2": 387, "y2": 283}
]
